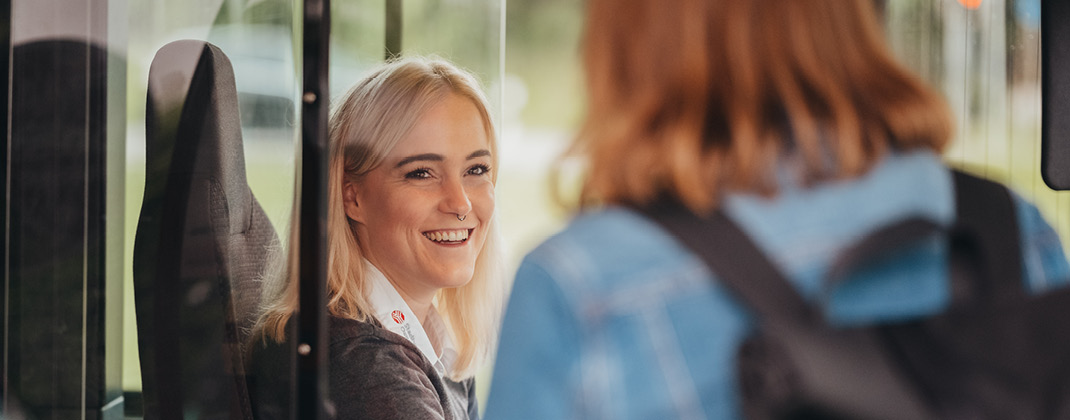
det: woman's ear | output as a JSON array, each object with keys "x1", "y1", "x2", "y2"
[{"x1": 342, "y1": 182, "x2": 364, "y2": 223}]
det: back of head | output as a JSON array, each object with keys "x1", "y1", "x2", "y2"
[{"x1": 577, "y1": 0, "x2": 954, "y2": 212}]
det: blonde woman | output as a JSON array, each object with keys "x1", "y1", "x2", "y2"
[
  {"x1": 249, "y1": 57, "x2": 504, "y2": 420},
  {"x1": 485, "y1": 1, "x2": 1069, "y2": 419}
]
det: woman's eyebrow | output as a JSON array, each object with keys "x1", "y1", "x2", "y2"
[
  {"x1": 467, "y1": 149, "x2": 491, "y2": 160},
  {"x1": 394, "y1": 150, "x2": 490, "y2": 168},
  {"x1": 395, "y1": 153, "x2": 443, "y2": 168}
]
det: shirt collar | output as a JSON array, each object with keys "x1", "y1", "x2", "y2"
[{"x1": 364, "y1": 260, "x2": 456, "y2": 375}]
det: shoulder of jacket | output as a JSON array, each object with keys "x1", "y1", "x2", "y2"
[{"x1": 329, "y1": 316, "x2": 430, "y2": 368}]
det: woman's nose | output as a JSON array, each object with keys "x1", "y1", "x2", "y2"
[{"x1": 439, "y1": 177, "x2": 473, "y2": 219}]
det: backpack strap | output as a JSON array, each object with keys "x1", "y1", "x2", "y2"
[
  {"x1": 639, "y1": 168, "x2": 1024, "y2": 325},
  {"x1": 639, "y1": 200, "x2": 820, "y2": 325},
  {"x1": 822, "y1": 170, "x2": 1023, "y2": 304},
  {"x1": 639, "y1": 200, "x2": 936, "y2": 417},
  {"x1": 824, "y1": 217, "x2": 944, "y2": 289},
  {"x1": 949, "y1": 170, "x2": 1024, "y2": 303}
]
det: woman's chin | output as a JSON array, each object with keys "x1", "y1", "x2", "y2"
[{"x1": 432, "y1": 267, "x2": 477, "y2": 290}]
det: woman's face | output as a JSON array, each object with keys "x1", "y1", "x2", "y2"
[{"x1": 344, "y1": 93, "x2": 494, "y2": 299}]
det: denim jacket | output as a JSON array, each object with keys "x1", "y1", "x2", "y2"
[{"x1": 484, "y1": 151, "x2": 1070, "y2": 420}]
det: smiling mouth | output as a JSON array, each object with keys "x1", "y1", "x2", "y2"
[{"x1": 422, "y1": 228, "x2": 473, "y2": 245}]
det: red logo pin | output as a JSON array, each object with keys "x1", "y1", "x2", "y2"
[{"x1": 391, "y1": 310, "x2": 405, "y2": 324}]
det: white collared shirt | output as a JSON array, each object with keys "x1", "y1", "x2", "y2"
[{"x1": 364, "y1": 261, "x2": 458, "y2": 376}]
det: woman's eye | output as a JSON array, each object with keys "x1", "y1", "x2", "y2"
[
  {"x1": 467, "y1": 164, "x2": 491, "y2": 176},
  {"x1": 405, "y1": 168, "x2": 432, "y2": 179}
]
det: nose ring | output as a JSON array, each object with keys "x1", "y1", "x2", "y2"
[{"x1": 457, "y1": 214, "x2": 467, "y2": 221}]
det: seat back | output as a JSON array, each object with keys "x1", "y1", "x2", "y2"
[{"x1": 133, "y1": 40, "x2": 279, "y2": 420}]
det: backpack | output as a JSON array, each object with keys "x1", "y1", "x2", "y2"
[{"x1": 640, "y1": 170, "x2": 1070, "y2": 420}]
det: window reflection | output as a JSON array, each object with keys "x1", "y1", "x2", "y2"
[{"x1": 5, "y1": 0, "x2": 122, "y2": 417}]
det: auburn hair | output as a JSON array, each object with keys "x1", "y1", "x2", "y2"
[{"x1": 573, "y1": 0, "x2": 953, "y2": 212}]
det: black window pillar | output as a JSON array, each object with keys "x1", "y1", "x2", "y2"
[
  {"x1": 2, "y1": 0, "x2": 126, "y2": 418},
  {"x1": 1042, "y1": 0, "x2": 1070, "y2": 190},
  {"x1": 298, "y1": 0, "x2": 330, "y2": 418}
]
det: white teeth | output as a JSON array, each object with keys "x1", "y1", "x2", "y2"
[{"x1": 424, "y1": 229, "x2": 469, "y2": 243}]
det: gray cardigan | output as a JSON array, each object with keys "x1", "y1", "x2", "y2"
[{"x1": 247, "y1": 316, "x2": 479, "y2": 420}]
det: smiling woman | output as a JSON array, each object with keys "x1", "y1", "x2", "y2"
[
  {"x1": 344, "y1": 92, "x2": 496, "y2": 308},
  {"x1": 246, "y1": 57, "x2": 505, "y2": 420}
]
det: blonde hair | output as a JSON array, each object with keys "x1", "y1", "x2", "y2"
[
  {"x1": 572, "y1": 0, "x2": 954, "y2": 212},
  {"x1": 254, "y1": 56, "x2": 504, "y2": 380}
]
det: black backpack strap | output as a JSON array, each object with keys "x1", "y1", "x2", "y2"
[
  {"x1": 639, "y1": 201, "x2": 938, "y2": 419},
  {"x1": 825, "y1": 217, "x2": 945, "y2": 289},
  {"x1": 640, "y1": 169, "x2": 1023, "y2": 324},
  {"x1": 639, "y1": 201, "x2": 820, "y2": 325},
  {"x1": 950, "y1": 170, "x2": 1024, "y2": 303},
  {"x1": 822, "y1": 170, "x2": 1023, "y2": 305}
]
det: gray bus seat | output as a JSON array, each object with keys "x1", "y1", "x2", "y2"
[{"x1": 133, "y1": 40, "x2": 279, "y2": 420}]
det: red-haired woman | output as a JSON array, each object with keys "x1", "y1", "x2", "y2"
[{"x1": 485, "y1": 1, "x2": 1069, "y2": 419}]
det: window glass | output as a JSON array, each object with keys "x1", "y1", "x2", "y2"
[
  {"x1": 4, "y1": 0, "x2": 130, "y2": 416},
  {"x1": 11, "y1": 0, "x2": 1065, "y2": 418},
  {"x1": 883, "y1": 0, "x2": 1070, "y2": 250},
  {"x1": 329, "y1": 0, "x2": 385, "y2": 95},
  {"x1": 330, "y1": 0, "x2": 502, "y2": 112},
  {"x1": 498, "y1": 0, "x2": 585, "y2": 263},
  {"x1": 123, "y1": 0, "x2": 300, "y2": 399},
  {"x1": 329, "y1": 0, "x2": 504, "y2": 409}
]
